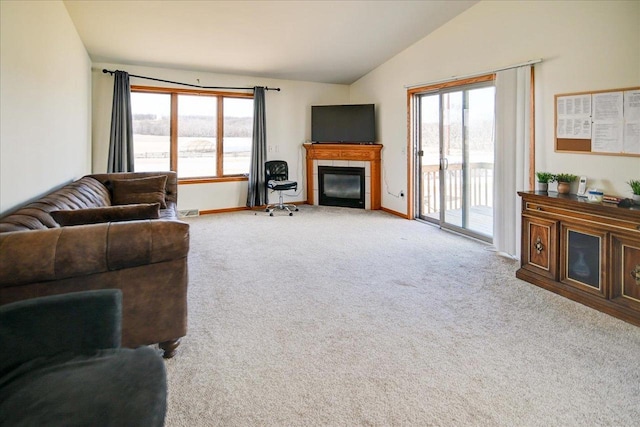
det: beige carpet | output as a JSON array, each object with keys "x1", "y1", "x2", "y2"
[{"x1": 164, "y1": 205, "x2": 640, "y2": 426}]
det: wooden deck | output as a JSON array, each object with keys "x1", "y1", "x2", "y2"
[{"x1": 421, "y1": 162, "x2": 494, "y2": 239}]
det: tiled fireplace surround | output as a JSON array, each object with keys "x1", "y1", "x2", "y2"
[{"x1": 303, "y1": 143, "x2": 382, "y2": 210}]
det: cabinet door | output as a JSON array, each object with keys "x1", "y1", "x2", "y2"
[
  {"x1": 522, "y1": 216, "x2": 558, "y2": 279},
  {"x1": 611, "y1": 234, "x2": 640, "y2": 312},
  {"x1": 559, "y1": 223, "x2": 608, "y2": 297}
]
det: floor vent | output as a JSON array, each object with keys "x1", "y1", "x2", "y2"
[{"x1": 178, "y1": 209, "x2": 200, "y2": 218}]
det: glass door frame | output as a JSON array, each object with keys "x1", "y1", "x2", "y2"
[
  {"x1": 407, "y1": 75, "x2": 496, "y2": 223},
  {"x1": 409, "y1": 75, "x2": 496, "y2": 242}
]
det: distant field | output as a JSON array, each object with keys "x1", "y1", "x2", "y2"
[
  {"x1": 134, "y1": 134, "x2": 250, "y2": 176},
  {"x1": 133, "y1": 135, "x2": 250, "y2": 153}
]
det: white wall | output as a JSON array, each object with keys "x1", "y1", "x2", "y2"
[
  {"x1": 92, "y1": 63, "x2": 349, "y2": 211},
  {"x1": 0, "y1": 0, "x2": 91, "y2": 215},
  {"x1": 351, "y1": 0, "x2": 640, "y2": 215}
]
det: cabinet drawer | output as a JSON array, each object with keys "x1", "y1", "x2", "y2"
[{"x1": 524, "y1": 201, "x2": 640, "y2": 233}]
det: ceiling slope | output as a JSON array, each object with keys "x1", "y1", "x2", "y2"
[{"x1": 64, "y1": 0, "x2": 477, "y2": 85}]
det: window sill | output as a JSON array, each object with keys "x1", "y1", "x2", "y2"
[{"x1": 179, "y1": 176, "x2": 248, "y2": 185}]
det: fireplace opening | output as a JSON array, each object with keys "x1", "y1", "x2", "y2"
[{"x1": 318, "y1": 166, "x2": 365, "y2": 209}]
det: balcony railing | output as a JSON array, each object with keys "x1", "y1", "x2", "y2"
[{"x1": 422, "y1": 162, "x2": 493, "y2": 214}]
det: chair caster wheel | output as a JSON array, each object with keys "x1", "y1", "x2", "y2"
[
  {"x1": 289, "y1": 212, "x2": 293, "y2": 216},
  {"x1": 295, "y1": 208, "x2": 299, "y2": 212},
  {"x1": 270, "y1": 213, "x2": 274, "y2": 216},
  {"x1": 265, "y1": 208, "x2": 269, "y2": 212}
]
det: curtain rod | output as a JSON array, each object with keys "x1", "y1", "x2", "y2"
[
  {"x1": 102, "y1": 69, "x2": 281, "y2": 91},
  {"x1": 404, "y1": 59, "x2": 542, "y2": 89}
]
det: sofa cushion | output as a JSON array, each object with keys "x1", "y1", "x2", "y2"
[
  {"x1": 111, "y1": 176, "x2": 167, "y2": 209},
  {"x1": 0, "y1": 220, "x2": 190, "y2": 287},
  {"x1": 51, "y1": 203, "x2": 160, "y2": 226}
]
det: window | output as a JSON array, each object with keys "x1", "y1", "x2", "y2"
[
  {"x1": 131, "y1": 86, "x2": 253, "y2": 180},
  {"x1": 177, "y1": 94, "x2": 217, "y2": 178},
  {"x1": 223, "y1": 97, "x2": 254, "y2": 175},
  {"x1": 131, "y1": 92, "x2": 171, "y2": 172}
]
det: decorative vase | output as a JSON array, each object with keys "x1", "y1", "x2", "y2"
[
  {"x1": 536, "y1": 182, "x2": 548, "y2": 192},
  {"x1": 633, "y1": 194, "x2": 640, "y2": 205},
  {"x1": 557, "y1": 181, "x2": 571, "y2": 194},
  {"x1": 572, "y1": 250, "x2": 590, "y2": 278}
]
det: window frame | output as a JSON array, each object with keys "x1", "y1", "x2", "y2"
[{"x1": 131, "y1": 85, "x2": 253, "y2": 184}]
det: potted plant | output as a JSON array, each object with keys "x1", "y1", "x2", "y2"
[
  {"x1": 535, "y1": 172, "x2": 553, "y2": 192},
  {"x1": 627, "y1": 179, "x2": 640, "y2": 205},
  {"x1": 553, "y1": 173, "x2": 577, "y2": 194}
]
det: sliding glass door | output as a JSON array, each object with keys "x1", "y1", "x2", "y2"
[{"x1": 415, "y1": 82, "x2": 495, "y2": 241}]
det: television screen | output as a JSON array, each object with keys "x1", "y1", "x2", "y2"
[{"x1": 311, "y1": 104, "x2": 375, "y2": 143}]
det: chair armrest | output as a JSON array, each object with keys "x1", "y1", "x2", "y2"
[{"x1": 0, "y1": 289, "x2": 122, "y2": 375}]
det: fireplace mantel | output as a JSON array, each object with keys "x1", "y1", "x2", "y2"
[{"x1": 303, "y1": 143, "x2": 382, "y2": 209}]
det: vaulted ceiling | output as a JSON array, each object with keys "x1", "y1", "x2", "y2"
[{"x1": 63, "y1": 0, "x2": 477, "y2": 85}]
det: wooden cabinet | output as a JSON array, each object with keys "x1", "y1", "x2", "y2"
[{"x1": 517, "y1": 192, "x2": 640, "y2": 326}]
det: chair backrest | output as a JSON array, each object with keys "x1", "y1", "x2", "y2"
[
  {"x1": 265, "y1": 160, "x2": 289, "y2": 182},
  {"x1": 0, "y1": 289, "x2": 122, "y2": 376}
]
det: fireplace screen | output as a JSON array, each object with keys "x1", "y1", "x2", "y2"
[{"x1": 318, "y1": 166, "x2": 365, "y2": 208}]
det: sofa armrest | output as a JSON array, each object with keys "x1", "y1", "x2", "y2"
[
  {"x1": 0, "y1": 290, "x2": 122, "y2": 376},
  {"x1": 0, "y1": 220, "x2": 189, "y2": 288}
]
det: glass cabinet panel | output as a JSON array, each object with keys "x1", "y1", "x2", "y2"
[{"x1": 560, "y1": 224, "x2": 607, "y2": 297}]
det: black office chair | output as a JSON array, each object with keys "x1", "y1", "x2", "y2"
[{"x1": 265, "y1": 160, "x2": 299, "y2": 216}]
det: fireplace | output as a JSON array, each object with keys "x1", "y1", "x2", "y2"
[
  {"x1": 303, "y1": 143, "x2": 382, "y2": 210},
  {"x1": 318, "y1": 166, "x2": 365, "y2": 209}
]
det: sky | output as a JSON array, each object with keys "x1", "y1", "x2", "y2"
[
  {"x1": 131, "y1": 92, "x2": 253, "y2": 117},
  {"x1": 420, "y1": 86, "x2": 495, "y2": 124}
]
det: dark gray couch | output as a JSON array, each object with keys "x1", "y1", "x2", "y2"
[{"x1": 0, "y1": 290, "x2": 167, "y2": 426}]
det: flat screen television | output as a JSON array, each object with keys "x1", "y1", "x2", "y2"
[{"x1": 311, "y1": 104, "x2": 375, "y2": 143}]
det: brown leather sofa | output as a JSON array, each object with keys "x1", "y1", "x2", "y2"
[{"x1": 0, "y1": 172, "x2": 189, "y2": 358}]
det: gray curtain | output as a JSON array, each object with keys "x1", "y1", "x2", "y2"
[
  {"x1": 246, "y1": 87, "x2": 267, "y2": 207},
  {"x1": 107, "y1": 71, "x2": 134, "y2": 173}
]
